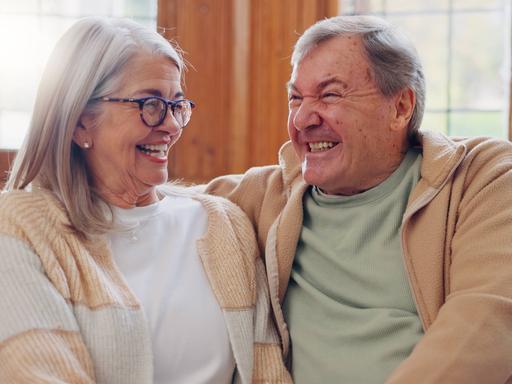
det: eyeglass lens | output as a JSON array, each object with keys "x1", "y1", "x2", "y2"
[{"x1": 142, "y1": 98, "x2": 193, "y2": 128}]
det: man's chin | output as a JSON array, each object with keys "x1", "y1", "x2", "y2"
[{"x1": 301, "y1": 168, "x2": 326, "y2": 189}]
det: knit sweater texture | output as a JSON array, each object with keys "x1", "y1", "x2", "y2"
[
  {"x1": 206, "y1": 130, "x2": 512, "y2": 383},
  {"x1": 0, "y1": 188, "x2": 291, "y2": 383}
]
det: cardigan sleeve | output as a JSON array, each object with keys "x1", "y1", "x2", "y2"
[
  {"x1": 252, "y1": 255, "x2": 293, "y2": 383},
  {"x1": 0, "y1": 234, "x2": 96, "y2": 383},
  {"x1": 214, "y1": 196, "x2": 292, "y2": 383}
]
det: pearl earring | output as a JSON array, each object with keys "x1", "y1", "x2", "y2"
[{"x1": 83, "y1": 142, "x2": 90, "y2": 149}]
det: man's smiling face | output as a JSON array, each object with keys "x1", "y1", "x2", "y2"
[{"x1": 287, "y1": 35, "x2": 410, "y2": 195}]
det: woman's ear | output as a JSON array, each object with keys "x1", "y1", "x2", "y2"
[
  {"x1": 73, "y1": 114, "x2": 94, "y2": 149},
  {"x1": 391, "y1": 87, "x2": 415, "y2": 132}
]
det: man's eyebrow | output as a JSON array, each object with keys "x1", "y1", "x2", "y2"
[
  {"x1": 317, "y1": 77, "x2": 348, "y2": 91},
  {"x1": 286, "y1": 78, "x2": 348, "y2": 94}
]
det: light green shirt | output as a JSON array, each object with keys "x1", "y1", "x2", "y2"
[{"x1": 283, "y1": 149, "x2": 424, "y2": 384}]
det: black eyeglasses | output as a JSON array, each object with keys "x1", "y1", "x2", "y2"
[{"x1": 93, "y1": 96, "x2": 196, "y2": 128}]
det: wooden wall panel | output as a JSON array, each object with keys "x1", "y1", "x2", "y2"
[
  {"x1": 158, "y1": 0, "x2": 338, "y2": 183},
  {"x1": 158, "y1": 0, "x2": 235, "y2": 183}
]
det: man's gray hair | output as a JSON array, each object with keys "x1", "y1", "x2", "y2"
[
  {"x1": 5, "y1": 17, "x2": 184, "y2": 238},
  {"x1": 292, "y1": 15, "x2": 425, "y2": 140}
]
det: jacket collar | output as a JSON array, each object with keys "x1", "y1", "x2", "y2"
[
  {"x1": 278, "y1": 141, "x2": 302, "y2": 190},
  {"x1": 415, "y1": 130, "x2": 467, "y2": 189},
  {"x1": 273, "y1": 131, "x2": 467, "y2": 304}
]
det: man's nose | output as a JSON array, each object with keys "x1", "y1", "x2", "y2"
[{"x1": 292, "y1": 99, "x2": 321, "y2": 131}]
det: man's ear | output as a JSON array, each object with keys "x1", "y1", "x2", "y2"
[
  {"x1": 72, "y1": 114, "x2": 94, "y2": 149},
  {"x1": 391, "y1": 88, "x2": 415, "y2": 132}
]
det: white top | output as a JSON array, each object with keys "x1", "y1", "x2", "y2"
[{"x1": 107, "y1": 194, "x2": 236, "y2": 384}]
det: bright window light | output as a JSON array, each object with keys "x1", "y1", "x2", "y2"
[
  {"x1": 339, "y1": 0, "x2": 511, "y2": 138},
  {"x1": 0, "y1": 0, "x2": 157, "y2": 150}
]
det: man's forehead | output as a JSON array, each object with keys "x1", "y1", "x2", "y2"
[
  {"x1": 289, "y1": 36, "x2": 370, "y2": 91},
  {"x1": 293, "y1": 35, "x2": 366, "y2": 69}
]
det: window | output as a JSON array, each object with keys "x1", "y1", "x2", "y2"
[
  {"x1": 0, "y1": 0, "x2": 157, "y2": 149},
  {"x1": 339, "y1": 0, "x2": 512, "y2": 138}
]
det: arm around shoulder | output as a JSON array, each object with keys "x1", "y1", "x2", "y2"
[{"x1": 218, "y1": 198, "x2": 292, "y2": 383}]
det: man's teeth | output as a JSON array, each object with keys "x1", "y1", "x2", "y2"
[
  {"x1": 137, "y1": 144, "x2": 168, "y2": 158},
  {"x1": 309, "y1": 141, "x2": 336, "y2": 152}
]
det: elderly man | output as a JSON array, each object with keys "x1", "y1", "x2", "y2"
[{"x1": 206, "y1": 15, "x2": 512, "y2": 383}]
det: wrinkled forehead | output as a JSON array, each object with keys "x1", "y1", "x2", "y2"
[{"x1": 290, "y1": 35, "x2": 372, "y2": 89}]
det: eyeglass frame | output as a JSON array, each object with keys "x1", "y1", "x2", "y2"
[{"x1": 92, "y1": 96, "x2": 196, "y2": 128}]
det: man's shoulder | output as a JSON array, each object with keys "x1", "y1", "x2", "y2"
[
  {"x1": 419, "y1": 131, "x2": 512, "y2": 179},
  {"x1": 205, "y1": 142, "x2": 301, "y2": 197},
  {"x1": 420, "y1": 130, "x2": 512, "y2": 155},
  {"x1": 239, "y1": 140, "x2": 301, "y2": 186},
  {"x1": 443, "y1": 135, "x2": 512, "y2": 173}
]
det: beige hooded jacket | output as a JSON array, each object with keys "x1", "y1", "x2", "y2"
[{"x1": 206, "y1": 130, "x2": 512, "y2": 383}]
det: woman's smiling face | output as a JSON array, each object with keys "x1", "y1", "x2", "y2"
[{"x1": 77, "y1": 53, "x2": 185, "y2": 207}]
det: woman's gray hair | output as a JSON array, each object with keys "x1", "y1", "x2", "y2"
[
  {"x1": 291, "y1": 15, "x2": 425, "y2": 141},
  {"x1": 5, "y1": 16, "x2": 184, "y2": 239}
]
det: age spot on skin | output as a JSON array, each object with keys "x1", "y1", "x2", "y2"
[{"x1": 365, "y1": 68, "x2": 373, "y2": 82}]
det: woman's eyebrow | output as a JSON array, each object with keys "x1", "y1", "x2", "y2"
[
  {"x1": 134, "y1": 89, "x2": 186, "y2": 99},
  {"x1": 137, "y1": 88, "x2": 162, "y2": 96}
]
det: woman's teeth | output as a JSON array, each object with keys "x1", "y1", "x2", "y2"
[
  {"x1": 137, "y1": 144, "x2": 168, "y2": 158},
  {"x1": 309, "y1": 141, "x2": 336, "y2": 152}
]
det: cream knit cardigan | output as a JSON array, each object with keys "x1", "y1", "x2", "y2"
[{"x1": 0, "y1": 188, "x2": 291, "y2": 383}]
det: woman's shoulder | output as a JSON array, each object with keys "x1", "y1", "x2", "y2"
[
  {"x1": 160, "y1": 184, "x2": 254, "y2": 234},
  {"x1": 0, "y1": 189, "x2": 69, "y2": 229}
]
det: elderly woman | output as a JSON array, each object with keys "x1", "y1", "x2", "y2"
[{"x1": 0, "y1": 17, "x2": 290, "y2": 384}]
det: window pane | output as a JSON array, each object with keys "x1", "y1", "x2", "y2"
[
  {"x1": 121, "y1": 0, "x2": 157, "y2": 18},
  {"x1": 0, "y1": 111, "x2": 30, "y2": 150},
  {"x1": 339, "y1": 0, "x2": 385, "y2": 15},
  {"x1": 450, "y1": 111, "x2": 505, "y2": 137},
  {"x1": 0, "y1": 1, "x2": 39, "y2": 13},
  {"x1": 421, "y1": 111, "x2": 448, "y2": 134},
  {"x1": 41, "y1": 0, "x2": 97, "y2": 17},
  {"x1": 452, "y1": 0, "x2": 507, "y2": 11},
  {"x1": 387, "y1": 14, "x2": 449, "y2": 110},
  {"x1": 0, "y1": 0, "x2": 157, "y2": 150},
  {"x1": 450, "y1": 11, "x2": 507, "y2": 110},
  {"x1": 0, "y1": 15, "x2": 42, "y2": 111},
  {"x1": 337, "y1": 1, "x2": 511, "y2": 139},
  {"x1": 385, "y1": 0, "x2": 448, "y2": 13}
]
